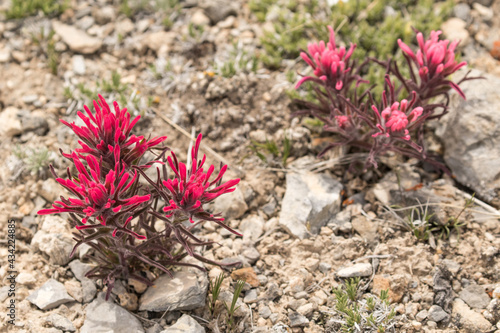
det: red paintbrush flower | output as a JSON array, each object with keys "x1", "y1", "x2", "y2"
[
  {"x1": 398, "y1": 30, "x2": 467, "y2": 99},
  {"x1": 60, "y1": 94, "x2": 167, "y2": 170},
  {"x1": 162, "y1": 134, "x2": 240, "y2": 224},
  {"x1": 38, "y1": 145, "x2": 150, "y2": 238},
  {"x1": 297, "y1": 25, "x2": 356, "y2": 90}
]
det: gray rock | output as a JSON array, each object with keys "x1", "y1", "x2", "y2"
[
  {"x1": 428, "y1": 305, "x2": 449, "y2": 322},
  {"x1": 139, "y1": 270, "x2": 208, "y2": 311},
  {"x1": 416, "y1": 309, "x2": 428, "y2": 322},
  {"x1": 452, "y1": 298, "x2": 493, "y2": 332},
  {"x1": 440, "y1": 259, "x2": 461, "y2": 276},
  {"x1": 27, "y1": 279, "x2": 74, "y2": 310},
  {"x1": 289, "y1": 311, "x2": 309, "y2": 327},
  {"x1": 45, "y1": 313, "x2": 76, "y2": 332},
  {"x1": 92, "y1": 6, "x2": 116, "y2": 25},
  {"x1": 453, "y1": 3, "x2": 471, "y2": 21},
  {"x1": 337, "y1": 263, "x2": 372, "y2": 278},
  {"x1": 81, "y1": 293, "x2": 144, "y2": 333},
  {"x1": 436, "y1": 69, "x2": 500, "y2": 204},
  {"x1": 31, "y1": 230, "x2": 74, "y2": 266},
  {"x1": 212, "y1": 187, "x2": 247, "y2": 220},
  {"x1": 259, "y1": 305, "x2": 272, "y2": 319},
  {"x1": 39, "y1": 178, "x2": 61, "y2": 203},
  {"x1": 20, "y1": 113, "x2": 49, "y2": 136},
  {"x1": 72, "y1": 55, "x2": 86, "y2": 75},
  {"x1": 202, "y1": 0, "x2": 237, "y2": 24},
  {"x1": 76, "y1": 16, "x2": 95, "y2": 31},
  {"x1": 0, "y1": 107, "x2": 22, "y2": 137},
  {"x1": 160, "y1": 314, "x2": 205, "y2": 333},
  {"x1": 279, "y1": 172, "x2": 342, "y2": 239},
  {"x1": 69, "y1": 260, "x2": 97, "y2": 303},
  {"x1": 239, "y1": 215, "x2": 264, "y2": 242},
  {"x1": 459, "y1": 284, "x2": 491, "y2": 309},
  {"x1": 243, "y1": 289, "x2": 258, "y2": 303},
  {"x1": 22, "y1": 94, "x2": 38, "y2": 104},
  {"x1": 319, "y1": 262, "x2": 332, "y2": 274},
  {"x1": 52, "y1": 21, "x2": 102, "y2": 54},
  {"x1": 241, "y1": 246, "x2": 260, "y2": 264}
]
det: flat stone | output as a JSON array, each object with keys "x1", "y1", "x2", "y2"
[
  {"x1": 212, "y1": 187, "x2": 248, "y2": 220},
  {"x1": 436, "y1": 69, "x2": 500, "y2": 205},
  {"x1": 0, "y1": 107, "x2": 22, "y2": 137},
  {"x1": 69, "y1": 260, "x2": 97, "y2": 303},
  {"x1": 337, "y1": 263, "x2": 372, "y2": 278},
  {"x1": 31, "y1": 230, "x2": 74, "y2": 266},
  {"x1": 27, "y1": 279, "x2": 74, "y2": 310},
  {"x1": 243, "y1": 289, "x2": 258, "y2": 303},
  {"x1": 459, "y1": 284, "x2": 491, "y2": 309},
  {"x1": 45, "y1": 313, "x2": 76, "y2": 332},
  {"x1": 351, "y1": 215, "x2": 379, "y2": 244},
  {"x1": 428, "y1": 305, "x2": 449, "y2": 322},
  {"x1": 288, "y1": 312, "x2": 309, "y2": 327},
  {"x1": 279, "y1": 172, "x2": 342, "y2": 239},
  {"x1": 16, "y1": 272, "x2": 37, "y2": 285},
  {"x1": 239, "y1": 215, "x2": 264, "y2": 242},
  {"x1": 160, "y1": 314, "x2": 205, "y2": 333},
  {"x1": 81, "y1": 293, "x2": 144, "y2": 333},
  {"x1": 139, "y1": 270, "x2": 208, "y2": 312},
  {"x1": 52, "y1": 21, "x2": 102, "y2": 54},
  {"x1": 452, "y1": 298, "x2": 493, "y2": 332}
]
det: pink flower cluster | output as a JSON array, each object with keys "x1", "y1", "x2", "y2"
[
  {"x1": 38, "y1": 149, "x2": 150, "y2": 239},
  {"x1": 297, "y1": 25, "x2": 356, "y2": 90},
  {"x1": 372, "y1": 96, "x2": 423, "y2": 141},
  {"x1": 162, "y1": 134, "x2": 240, "y2": 224},
  {"x1": 398, "y1": 30, "x2": 467, "y2": 98},
  {"x1": 60, "y1": 94, "x2": 167, "y2": 169}
]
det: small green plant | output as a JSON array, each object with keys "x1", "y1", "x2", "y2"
[
  {"x1": 214, "y1": 44, "x2": 258, "y2": 78},
  {"x1": 208, "y1": 273, "x2": 225, "y2": 315},
  {"x1": 249, "y1": 132, "x2": 291, "y2": 168},
  {"x1": 99, "y1": 71, "x2": 128, "y2": 95},
  {"x1": 31, "y1": 28, "x2": 60, "y2": 75},
  {"x1": 5, "y1": 0, "x2": 66, "y2": 19},
  {"x1": 187, "y1": 23, "x2": 205, "y2": 41},
  {"x1": 404, "y1": 199, "x2": 434, "y2": 242},
  {"x1": 14, "y1": 146, "x2": 51, "y2": 177},
  {"x1": 224, "y1": 280, "x2": 245, "y2": 332},
  {"x1": 332, "y1": 278, "x2": 396, "y2": 333}
]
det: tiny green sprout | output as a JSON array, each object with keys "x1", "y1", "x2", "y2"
[
  {"x1": 208, "y1": 273, "x2": 225, "y2": 315},
  {"x1": 345, "y1": 277, "x2": 360, "y2": 302},
  {"x1": 224, "y1": 280, "x2": 245, "y2": 331},
  {"x1": 366, "y1": 296, "x2": 375, "y2": 311}
]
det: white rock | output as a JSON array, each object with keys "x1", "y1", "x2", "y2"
[
  {"x1": 239, "y1": 214, "x2": 264, "y2": 242},
  {"x1": 81, "y1": 293, "x2": 144, "y2": 333},
  {"x1": 191, "y1": 10, "x2": 210, "y2": 26},
  {"x1": 0, "y1": 107, "x2": 22, "y2": 137},
  {"x1": 116, "y1": 18, "x2": 135, "y2": 36},
  {"x1": 52, "y1": 21, "x2": 102, "y2": 54},
  {"x1": 72, "y1": 55, "x2": 86, "y2": 75},
  {"x1": 279, "y1": 172, "x2": 342, "y2": 239},
  {"x1": 441, "y1": 18, "x2": 470, "y2": 46},
  {"x1": 337, "y1": 263, "x2": 373, "y2": 278},
  {"x1": 16, "y1": 272, "x2": 37, "y2": 286},
  {"x1": 27, "y1": 279, "x2": 74, "y2": 310},
  {"x1": 0, "y1": 47, "x2": 10, "y2": 62},
  {"x1": 212, "y1": 186, "x2": 248, "y2": 220},
  {"x1": 160, "y1": 314, "x2": 205, "y2": 333}
]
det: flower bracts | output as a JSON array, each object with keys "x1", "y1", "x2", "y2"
[{"x1": 38, "y1": 95, "x2": 241, "y2": 298}]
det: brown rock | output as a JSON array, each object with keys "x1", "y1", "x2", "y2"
[
  {"x1": 372, "y1": 275, "x2": 405, "y2": 303},
  {"x1": 119, "y1": 292, "x2": 138, "y2": 311},
  {"x1": 231, "y1": 267, "x2": 259, "y2": 288}
]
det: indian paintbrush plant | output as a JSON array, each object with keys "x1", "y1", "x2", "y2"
[
  {"x1": 293, "y1": 26, "x2": 476, "y2": 173},
  {"x1": 38, "y1": 94, "x2": 242, "y2": 299}
]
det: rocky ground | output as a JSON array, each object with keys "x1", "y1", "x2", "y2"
[{"x1": 0, "y1": 0, "x2": 500, "y2": 332}]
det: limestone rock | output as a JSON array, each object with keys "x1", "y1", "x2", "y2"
[
  {"x1": 52, "y1": 21, "x2": 102, "y2": 54},
  {"x1": 139, "y1": 270, "x2": 208, "y2": 312},
  {"x1": 27, "y1": 279, "x2": 74, "y2": 310},
  {"x1": 160, "y1": 314, "x2": 205, "y2": 333},
  {"x1": 81, "y1": 293, "x2": 144, "y2": 333},
  {"x1": 279, "y1": 172, "x2": 342, "y2": 239}
]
